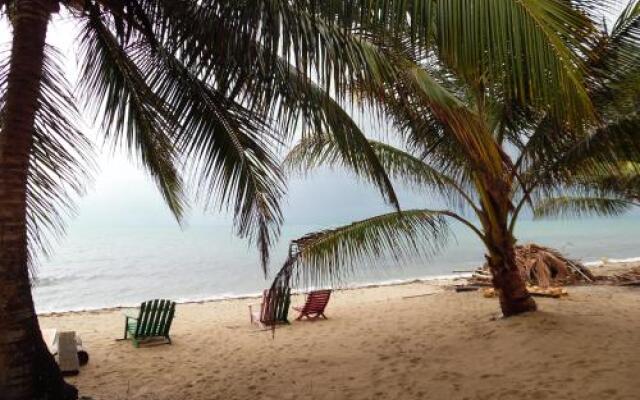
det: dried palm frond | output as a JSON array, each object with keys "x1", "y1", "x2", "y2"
[{"x1": 472, "y1": 244, "x2": 594, "y2": 288}]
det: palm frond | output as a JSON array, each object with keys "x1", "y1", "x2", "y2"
[
  {"x1": 78, "y1": 4, "x2": 185, "y2": 220},
  {"x1": 285, "y1": 134, "x2": 475, "y2": 212},
  {"x1": 384, "y1": 59, "x2": 507, "y2": 178},
  {"x1": 271, "y1": 209, "x2": 449, "y2": 290},
  {"x1": 0, "y1": 45, "x2": 94, "y2": 268},
  {"x1": 611, "y1": 0, "x2": 640, "y2": 41},
  {"x1": 137, "y1": 0, "x2": 401, "y2": 209},
  {"x1": 322, "y1": 0, "x2": 597, "y2": 125},
  {"x1": 587, "y1": 1, "x2": 640, "y2": 117},
  {"x1": 137, "y1": 45, "x2": 286, "y2": 272},
  {"x1": 268, "y1": 57, "x2": 400, "y2": 209},
  {"x1": 142, "y1": 0, "x2": 394, "y2": 100},
  {"x1": 532, "y1": 196, "x2": 634, "y2": 219},
  {"x1": 566, "y1": 161, "x2": 640, "y2": 202}
]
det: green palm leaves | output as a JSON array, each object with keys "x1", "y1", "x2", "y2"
[
  {"x1": 274, "y1": 1, "x2": 640, "y2": 293},
  {"x1": 273, "y1": 210, "x2": 449, "y2": 289},
  {"x1": 2, "y1": 0, "x2": 636, "y2": 276}
]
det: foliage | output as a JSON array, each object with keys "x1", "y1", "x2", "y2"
[{"x1": 273, "y1": 1, "x2": 640, "y2": 292}]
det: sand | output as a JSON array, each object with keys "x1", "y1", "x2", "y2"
[{"x1": 40, "y1": 278, "x2": 640, "y2": 400}]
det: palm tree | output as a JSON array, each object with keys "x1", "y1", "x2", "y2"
[
  {"x1": 0, "y1": 1, "x2": 407, "y2": 398},
  {"x1": 271, "y1": 1, "x2": 640, "y2": 319},
  {"x1": 0, "y1": 0, "x2": 624, "y2": 398}
]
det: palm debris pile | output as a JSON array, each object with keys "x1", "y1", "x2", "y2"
[
  {"x1": 596, "y1": 265, "x2": 640, "y2": 286},
  {"x1": 468, "y1": 243, "x2": 595, "y2": 288}
]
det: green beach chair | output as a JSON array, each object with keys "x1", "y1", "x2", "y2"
[{"x1": 123, "y1": 299, "x2": 176, "y2": 347}]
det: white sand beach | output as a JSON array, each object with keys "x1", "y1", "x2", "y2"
[{"x1": 39, "y1": 263, "x2": 640, "y2": 400}]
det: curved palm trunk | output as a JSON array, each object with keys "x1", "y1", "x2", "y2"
[
  {"x1": 485, "y1": 223, "x2": 537, "y2": 316},
  {"x1": 481, "y1": 189, "x2": 537, "y2": 317},
  {"x1": 0, "y1": 1, "x2": 77, "y2": 399}
]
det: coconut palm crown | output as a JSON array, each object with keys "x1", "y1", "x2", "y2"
[{"x1": 271, "y1": 0, "x2": 640, "y2": 319}]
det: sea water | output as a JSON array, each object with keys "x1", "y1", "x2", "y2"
[{"x1": 33, "y1": 215, "x2": 640, "y2": 313}]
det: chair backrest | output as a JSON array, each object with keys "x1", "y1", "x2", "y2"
[
  {"x1": 260, "y1": 288, "x2": 291, "y2": 325},
  {"x1": 134, "y1": 299, "x2": 176, "y2": 338},
  {"x1": 301, "y1": 290, "x2": 331, "y2": 314}
]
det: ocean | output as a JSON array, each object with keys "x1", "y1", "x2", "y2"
[{"x1": 33, "y1": 215, "x2": 640, "y2": 313}]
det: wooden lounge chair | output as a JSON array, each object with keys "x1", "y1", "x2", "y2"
[
  {"x1": 294, "y1": 290, "x2": 331, "y2": 321},
  {"x1": 123, "y1": 299, "x2": 176, "y2": 347},
  {"x1": 249, "y1": 288, "x2": 291, "y2": 327}
]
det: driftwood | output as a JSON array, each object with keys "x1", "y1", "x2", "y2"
[
  {"x1": 469, "y1": 244, "x2": 594, "y2": 288},
  {"x1": 402, "y1": 293, "x2": 438, "y2": 299},
  {"x1": 454, "y1": 285, "x2": 481, "y2": 292},
  {"x1": 483, "y1": 286, "x2": 568, "y2": 299}
]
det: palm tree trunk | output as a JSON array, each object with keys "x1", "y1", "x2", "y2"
[
  {"x1": 0, "y1": 1, "x2": 77, "y2": 399},
  {"x1": 477, "y1": 173, "x2": 537, "y2": 317},
  {"x1": 485, "y1": 227, "x2": 537, "y2": 316}
]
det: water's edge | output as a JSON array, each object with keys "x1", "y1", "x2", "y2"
[{"x1": 38, "y1": 256, "x2": 640, "y2": 317}]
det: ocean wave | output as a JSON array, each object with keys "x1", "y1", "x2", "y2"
[
  {"x1": 583, "y1": 256, "x2": 640, "y2": 267},
  {"x1": 32, "y1": 275, "x2": 80, "y2": 288}
]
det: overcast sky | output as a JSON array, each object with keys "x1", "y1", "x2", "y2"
[{"x1": 0, "y1": 2, "x2": 632, "y2": 234}]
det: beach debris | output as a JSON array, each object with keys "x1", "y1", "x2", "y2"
[
  {"x1": 483, "y1": 286, "x2": 568, "y2": 299},
  {"x1": 454, "y1": 285, "x2": 481, "y2": 292},
  {"x1": 469, "y1": 244, "x2": 594, "y2": 288},
  {"x1": 402, "y1": 292, "x2": 438, "y2": 299},
  {"x1": 596, "y1": 266, "x2": 640, "y2": 286}
]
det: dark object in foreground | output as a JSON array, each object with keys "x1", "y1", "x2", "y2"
[
  {"x1": 123, "y1": 299, "x2": 176, "y2": 347},
  {"x1": 294, "y1": 290, "x2": 332, "y2": 321},
  {"x1": 249, "y1": 288, "x2": 291, "y2": 327}
]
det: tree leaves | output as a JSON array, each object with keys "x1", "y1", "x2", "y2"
[
  {"x1": 533, "y1": 196, "x2": 634, "y2": 219},
  {"x1": 0, "y1": 45, "x2": 94, "y2": 268},
  {"x1": 272, "y1": 210, "x2": 450, "y2": 290}
]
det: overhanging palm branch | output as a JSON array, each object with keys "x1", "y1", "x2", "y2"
[
  {"x1": 138, "y1": 45, "x2": 287, "y2": 268},
  {"x1": 315, "y1": 0, "x2": 599, "y2": 125},
  {"x1": 532, "y1": 196, "x2": 635, "y2": 219},
  {"x1": 78, "y1": 7, "x2": 185, "y2": 219},
  {"x1": 67, "y1": 0, "x2": 408, "y2": 269},
  {"x1": 284, "y1": 133, "x2": 476, "y2": 213},
  {"x1": 271, "y1": 210, "x2": 449, "y2": 290},
  {"x1": 150, "y1": 2, "x2": 403, "y2": 208}
]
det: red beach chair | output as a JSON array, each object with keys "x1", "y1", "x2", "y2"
[{"x1": 294, "y1": 290, "x2": 331, "y2": 321}]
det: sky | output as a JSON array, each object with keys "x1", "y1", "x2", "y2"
[{"x1": 0, "y1": 1, "x2": 633, "y2": 237}]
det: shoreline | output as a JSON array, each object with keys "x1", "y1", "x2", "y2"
[
  {"x1": 36, "y1": 256, "x2": 640, "y2": 317},
  {"x1": 37, "y1": 272, "x2": 472, "y2": 317},
  {"x1": 40, "y1": 276, "x2": 640, "y2": 400}
]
